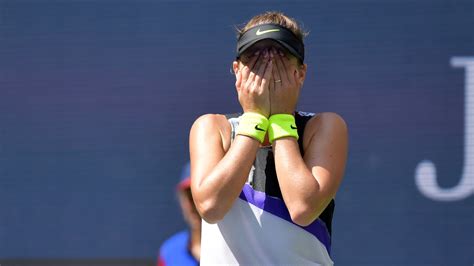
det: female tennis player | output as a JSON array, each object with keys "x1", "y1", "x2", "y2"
[{"x1": 189, "y1": 11, "x2": 348, "y2": 265}]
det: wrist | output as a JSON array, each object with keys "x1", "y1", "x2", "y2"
[
  {"x1": 268, "y1": 114, "x2": 299, "y2": 143},
  {"x1": 271, "y1": 110, "x2": 294, "y2": 116},
  {"x1": 243, "y1": 108, "x2": 269, "y2": 118},
  {"x1": 236, "y1": 112, "x2": 269, "y2": 143}
]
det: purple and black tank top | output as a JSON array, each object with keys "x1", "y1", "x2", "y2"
[{"x1": 200, "y1": 111, "x2": 335, "y2": 265}]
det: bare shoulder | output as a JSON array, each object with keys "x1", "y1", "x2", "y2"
[
  {"x1": 303, "y1": 112, "x2": 348, "y2": 149},
  {"x1": 190, "y1": 113, "x2": 232, "y2": 151},
  {"x1": 308, "y1": 112, "x2": 347, "y2": 130},
  {"x1": 191, "y1": 113, "x2": 229, "y2": 128}
]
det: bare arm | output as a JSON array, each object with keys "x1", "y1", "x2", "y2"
[
  {"x1": 273, "y1": 113, "x2": 348, "y2": 226},
  {"x1": 190, "y1": 50, "x2": 274, "y2": 223},
  {"x1": 270, "y1": 49, "x2": 348, "y2": 226},
  {"x1": 189, "y1": 114, "x2": 260, "y2": 224}
]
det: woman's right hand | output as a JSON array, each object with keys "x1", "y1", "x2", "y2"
[{"x1": 235, "y1": 49, "x2": 273, "y2": 118}]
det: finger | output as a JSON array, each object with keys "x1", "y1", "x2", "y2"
[
  {"x1": 266, "y1": 69, "x2": 275, "y2": 91},
  {"x1": 293, "y1": 70, "x2": 302, "y2": 97},
  {"x1": 279, "y1": 53, "x2": 295, "y2": 84},
  {"x1": 274, "y1": 51, "x2": 290, "y2": 85},
  {"x1": 245, "y1": 51, "x2": 265, "y2": 89},
  {"x1": 260, "y1": 60, "x2": 273, "y2": 92},
  {"x1": 241, "y1": 51, "x2": 261, "y2": 84},
  {"x1": 261, "y1": 58, "x2": 273, "y2": 90},
  {"x1": 293, "y1": 69, "x2": 301, "y2": 86},
  {"x1": 235, "y1": 68, "x2": 242, "y2": 90},
  {"x1": 255, "y1": 50, "x2": 270, "y2": 88},
  {"x1": 273, "y1": 50, "x2": 285, "y2": 83},
  {"x1": 273, "y1": 67, "x2": 281, "y2": 90},
  {"x1": 278, "y1": 49, "x2": 285, "y2": 57},
  {"x1": 272, "y1": 51, "x2": 282, "y2": 90},
  {"x1": 245, "y1": 61, "x2": 260, "y2": 89}
]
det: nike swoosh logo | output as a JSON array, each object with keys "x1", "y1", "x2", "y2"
[
  {"x1": 290, "y1": 125, "x2": 297, "y2": 130},
  {"x1": 255, "y1": 125, "x2": 265, "y2": 131},
  {"x1": 256, "y1": 28, "x2": 280, "y2": 36}
]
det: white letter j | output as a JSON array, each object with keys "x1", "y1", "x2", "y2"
[{"x1": 415, "y1": 57, "x2": 474, "y2": 201}]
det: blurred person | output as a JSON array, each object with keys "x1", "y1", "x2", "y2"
[
  {"x1": 157, "y1": 162, "x2": 200, "y2": 266},
  {"x1": 189, "y1": 11, "x2": 348, "y2": 265}
]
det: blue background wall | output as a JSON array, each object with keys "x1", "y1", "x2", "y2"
[{"x1": 0, "y1": 1, "x2": 473, "y2": 265}]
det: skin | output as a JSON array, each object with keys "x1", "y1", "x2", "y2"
[
  {"x1": 178, "y1": 188, "x2": 201, "y2": 260},
  {"x1": 189, "y1": 39, "x2": 348, "y2": 226}
]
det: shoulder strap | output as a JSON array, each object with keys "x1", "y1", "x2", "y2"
[
  {"x1": 295, "y1": 111, "x2": 316, "y2": 154},
  {"x1": 225, "y1": 113, "x2": 242, "y2": 142}
]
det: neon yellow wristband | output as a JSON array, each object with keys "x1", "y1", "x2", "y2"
[
  {"x1": 236, "y1": 112, "x2": 269, "y2": 143},
  {"x1": 268, "y1": 114, "x2": 299, "y2": 143}
]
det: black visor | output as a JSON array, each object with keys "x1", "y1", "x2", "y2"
[{"x1": 236, "y1": 23, "x2": 305, "y2": 62}]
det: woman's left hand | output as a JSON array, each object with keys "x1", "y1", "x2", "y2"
[{"x1": 270, "y1": 49, "x2": 303, "y2": 115}]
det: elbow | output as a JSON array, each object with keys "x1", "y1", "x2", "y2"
[
  {"x1": 195, "y1": 198, "x2": 226, "y2": 224},
  {"x1": 288, "y1": 203, "x2": 319, "y2": 227}
]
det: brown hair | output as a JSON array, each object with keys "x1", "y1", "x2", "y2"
[{"x1": 237, "y1": 11, "x2": 307, "y2": 43}]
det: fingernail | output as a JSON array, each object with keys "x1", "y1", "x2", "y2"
[{"x1": 279, "y1": 50, "x2": 284, "y2": 56}]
